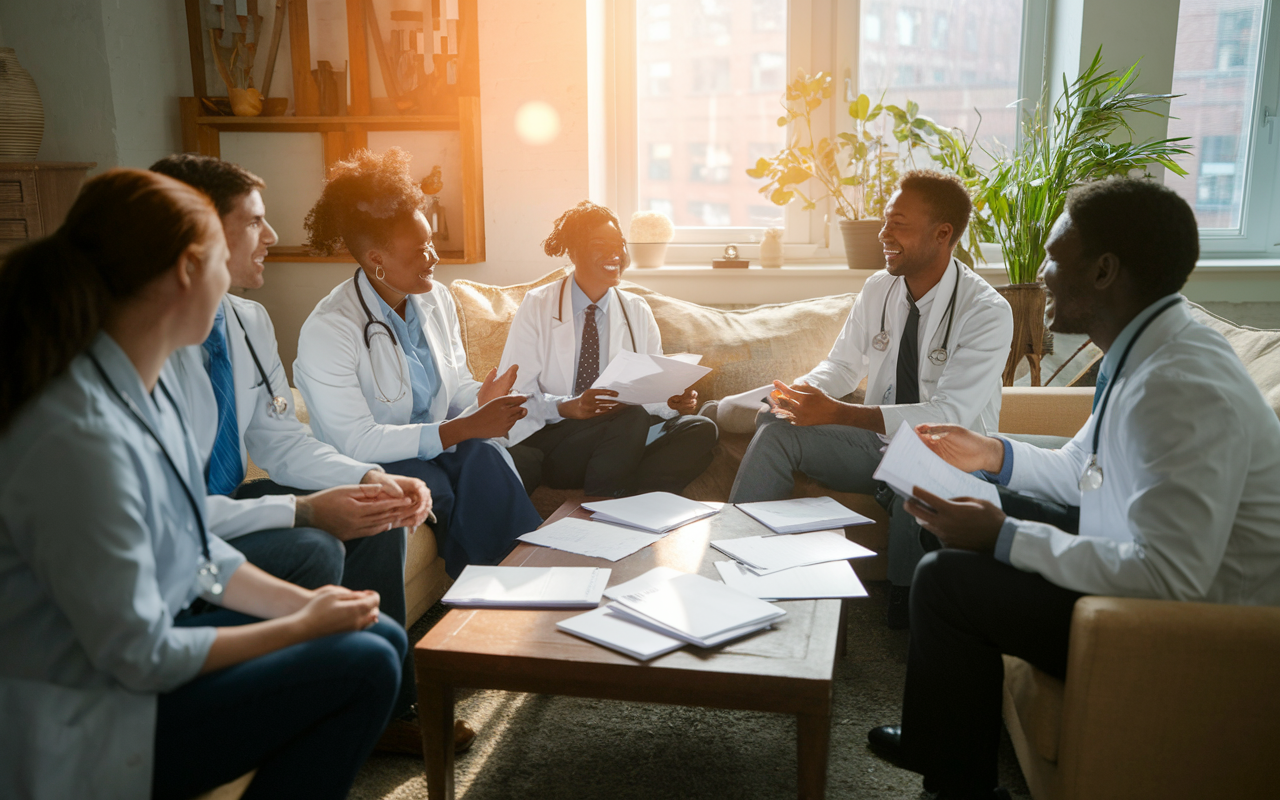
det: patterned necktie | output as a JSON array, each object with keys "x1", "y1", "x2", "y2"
[
  {"x1": 202, "y1": 309, "x2": 244, "y2": 495},
  {"x1": 895, "y1": 294, "x2": 921, "y2": 405},
  {"x1": 574, "y1": 304, "x2": 601, "y2": 395}
]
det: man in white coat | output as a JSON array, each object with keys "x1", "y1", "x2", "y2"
[
  {"x1": 729, "y1": 170, "x2": 1013, "y2": 627},
  {"x1": 866, "y1": 178, "x2": 1280, "y2": 800}
]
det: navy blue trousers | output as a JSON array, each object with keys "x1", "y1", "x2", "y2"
[
  {"x1": 154, "y1": 609, "x2": 406, "y2": 800},
  {"x1": 382, "y1": 439, "x2": 543, "y2": 578}
]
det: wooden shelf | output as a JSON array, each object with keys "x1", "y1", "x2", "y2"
[
  {"x1": 195, "y1": 114, "x2": 461, "y2": 133},
  {"x1": 265, "y1": 246, "x2": 474, "y2": 265}
]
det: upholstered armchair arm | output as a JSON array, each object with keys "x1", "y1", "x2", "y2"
[
  {"x1": 998, "y1": 387, "x2": 1094, "y2": 438},
  {"x1": 1056, "y1": 596, "x2": 1280, "y2": 799}
]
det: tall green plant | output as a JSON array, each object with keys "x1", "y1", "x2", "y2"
[{"x1": 976, "y1": 48, "x2": 1192, "y2": 284}]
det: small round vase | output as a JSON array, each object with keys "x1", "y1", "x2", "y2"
[
  {"x1": 0, "y1": 48, "x2": 45, "y2": 159},
  {"x1": 229, "y1": 87, "x2": 264, "y2": 117},
  {"x1": 630, "y1": 241, "x2": 669, "y2": 268}
]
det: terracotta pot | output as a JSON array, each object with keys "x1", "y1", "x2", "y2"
[
  {"x1": 995, "y1": 282, "x2": 1047, "y2": 386},
  {"x1": 629, "y1": 242, "x2": 669, "y2": 268},
  {"x1": 838, "y1": 218, "x2": 884, "y2": 270},
  {"x1": 229, "y1": 87, "x2": 264, "y2": 117},
  {"x1": 0, "y1": 48, "x2": 44, "y2": 159}
]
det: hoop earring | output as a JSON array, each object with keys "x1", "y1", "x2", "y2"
[{"x1": 375, "y1": 265, "x2": 386, "y2": 281}]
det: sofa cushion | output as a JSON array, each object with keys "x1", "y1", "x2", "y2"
[
  {"x1": 1002, "y1": 654, "x2": 1064, "y2": 763},
  {"x1": 1188, "y1": 302, "x2": 1280, "y2": 418},
  {"x1": 448, "y1": 268, "x2": 856, "y2": 403}
]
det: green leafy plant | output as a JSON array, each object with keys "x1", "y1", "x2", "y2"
[{"x1": 975, "y1": 48, "x2": 1192, "y2": 284}]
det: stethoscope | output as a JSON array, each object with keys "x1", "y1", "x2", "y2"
[
  {"x1": 872, "y1": 261, "x2": 960, "y2": 366},
  {"x1": 87, "y1": 353, "x2": 224, "y2": 596},
  {"x1": 353, "y1": 268, "x2": 410, "y2": 404},
  {"x1": 554, "y1": 275, "x2": 638, "y2": 353},
  {"x1": 227, "y1": 304, "x2": 290, "y2": 418},
  {"x1": 1079, "y1": 296, "x2": 1183, "y2": 493}
]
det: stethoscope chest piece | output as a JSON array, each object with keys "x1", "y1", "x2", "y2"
[
  {"x1": 872, "y1": 330, "x2": 890, "y2": 352},
  {"x1": 197, "y1": 559, "x2": 224, "y2": 596},
  {"x1": 269, "y1": 394, "x2": 290, "y2": 418},
  {"x1": 928, "y1": 347, "x2": 949, "y2": 366},
  {"x1": 1078, "y1": 455, "x2": 1104, "y2": 492}
]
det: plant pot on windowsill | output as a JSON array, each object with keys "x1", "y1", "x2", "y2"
[
  {"x1": 839, "y1": 218, "x2": 885, "y2": 270},
  {"x1": 995, "y1": 282, "x2": 1047, "y2": 386},
  {"x1": 629, "y1": 242, "x2": 669, "y2": 268}
]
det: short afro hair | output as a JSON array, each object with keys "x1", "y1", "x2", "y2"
[
  {"x1": 897, "y1": 169, "x2": 972, "y2": 246},
  {"x1": 150, "y1": 153, "x2": 265, "y2": 217},
  {"x1": 543, "y1": 201, "x2": 623, "y2": 259},
  {"x1": 1065, "y1": 177, "x2": 1199, "y2": 297},
  {"x1": 304, "y1": 147, "x2": 427, "y2": 257}
]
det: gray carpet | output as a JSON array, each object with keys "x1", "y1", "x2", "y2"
[{"x1": 349, "y1": 582, "x2": 1033, "y2": 799}]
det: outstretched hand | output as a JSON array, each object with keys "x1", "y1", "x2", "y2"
[
  {"x1": 903, "y1": 486, "x2": 1006, "y2": 553},
  {"x1": 769, "y1": 380, "x2": 846, "y2": 426},
  {"x1": 914, "y1": 424, "x2": 1005, "y2": 474},
  {"x1": 478, "y1": 365, "x2": 519, "y2": 406}
]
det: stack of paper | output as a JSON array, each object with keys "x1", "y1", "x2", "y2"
[
  {"x1": 710, "y1": 530, "x2": 875, "y2": 575},
  {"x1": 608, "y1": 572, "x2": 785, "y2": 647},
  {"x1": 582, "y1": 493, "x2": 720, "y2": 534},
  {"x1": 714, "y1": 559, "x2": 868, "y2": 600},
  {"x1": 590, "y1": 351, "x2": 712, "y2": 405},
  {"x1": 441, "y1": 565, "x2": 610, "y2": 608},
  {"x1": 518, "y1": 517, "x2": 665, "y2": 562},
  {"x1": 735, "y1": 496, "x2": 874, "y2": 534},
  {"x1": 873, "y1": 420, "x2": 1003, "y2": 509},
  {"x1": 556, "y1": 606, "x2": 685, "y2": 661}
]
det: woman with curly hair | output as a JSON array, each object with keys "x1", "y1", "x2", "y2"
[
  {"x1": 496, "y1": 201, "x2": 717, "y2": 496},
  {"x1": 294, "y1": 147, "x2": 541, "y2": 587}
]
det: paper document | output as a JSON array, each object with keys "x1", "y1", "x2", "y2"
[
  {"x1": 873, "y1": 421, "x2": 1002, "y2": 509},
  {"x1": 603, "y1": 566, "x2": 685, "y2": 600},
  {"x1": 736, "y1": 496, "x2": 874, "y2": 534},
  {"x1": 556, "y1": 606, "x2": 685, "y2": 661},
  {"x1": 714, "y1": 559, "x2": 868, "y2": 600},
  {"x1": 590, "y1": 351, "x2": 712, "y2": 405},
  {"x1": 441, "y1": 566, "x2": 610, "y2": 608},
  {"x1": 609, "y1": 572, "x2": 785, "y2": 647},
  {"x1": 518, "y1": 517, "x2": 664, "y2": 562},
  {"x1": 583, "y1": 492, "x2": 720, "y2": 534},
  {"x1": 710, "y1": 530, "x2": 876, "y2": 575}
]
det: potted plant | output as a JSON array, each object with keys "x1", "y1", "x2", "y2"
[
  {"x1": 747, "y1": 72, "x2": 902, "y2": 269},
  {"x1": 628, "y1": 210, "x2": 675, "y2": 268},
  {"x1": 974, "y1": 48, "x2": 1191, "y2": 385}
]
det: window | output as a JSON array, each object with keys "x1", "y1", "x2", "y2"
[
  {"x1": 648, "y1": 143, "x2": 672, "y2": 181},
  {"x1": 690, "y1": 0, "x2": 731, "y2": 40},
  {"x1": 687, "y1": 201, "x2": 732, "y2": 226},
  {"x1": 646, "y1": 3, "x2": 672, "y2": 41},
  {"x1": 751, "y1": 52, "x2": 786, "y2": 93},
  {"x1": 688, "y1": 143, "x2": 732, "y2": 183},
  {"x1": 648, "y1": 198, "x2": 675, "y2": 218},
  {"x1": 647, "y1": 61, "x2": 671, "y2": 96},
  {"x1": 752, "y1": 0, "x2": 784, "y2": 33},
  {"x1": 1163, "y1": 0, "x2": 1278, "y2": 252},
  {"x1": 931, "y1": 13, "x2": 949, "y2": 49},
  {"x1": 897, "y1": 9, "x2": 922, "y2": 47},
  {"x1": 691, "y1": 58, "x2": 732, "y2": 95},
  {"x1": 866, "y1": 5, "x2": 883, "y2": 42}
]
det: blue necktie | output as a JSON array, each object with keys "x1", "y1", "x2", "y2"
[{"x1": 203, "y1": 309, "x2": 244, "y2": 495}]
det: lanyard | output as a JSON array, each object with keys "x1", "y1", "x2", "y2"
[
  {"x1": 87, "y1": 353, "x2": 224, "y2": 595},
  {"x1": 1079, "y1": 297, "x2": 1183, "y2": 492}
]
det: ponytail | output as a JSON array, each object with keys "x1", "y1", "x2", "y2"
[{"x1": 0, "y1": 169, "x2": 220, "y2": 432}]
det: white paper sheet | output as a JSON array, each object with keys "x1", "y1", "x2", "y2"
[
  {"x1": 710, "y1": 530, "x2": 876, "y2": 575},
  {"x1": 714, "y1": 559, "x2": 869, "y2": 600},
  {"x1": 590, "y1": 351, "x2": 712, "y2": 405},
  {"x1": 583, "y1": 493, "x2": 720, "y2": 534},
  {"x1": 735, "y1": 496, "x2": 874, "y2": 534},
  {"x1": 873, "y1": 421, "x2": 1003, "y2": 509},
  {"x1": 518, "y1": 517, "x2": 665, "y2": 562},
  {"x1": 556, "y1": 606, "x2": 685, "y2": 661},
  {"x1": 441, "y1": 566, "x2": 610, "y2": 608},
  {"x1": 610, "y1": 572, "x2": 784, "y2": 644},
  {"x1": 603, "y1": 566, "x2": 685, "y2": 600}
]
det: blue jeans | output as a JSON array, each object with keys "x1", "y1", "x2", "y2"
[{"x1": 153, "y1": 609, "x2": 406, "y2": 800}]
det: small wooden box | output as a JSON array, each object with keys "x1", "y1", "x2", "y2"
[{"x1": 712, "y1": 258, "x2": 750, "y2": 269}]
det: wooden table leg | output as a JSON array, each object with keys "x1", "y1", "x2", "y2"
[
  {"x1": 796, "y1": 711, "x2": 831, "y2": 800},
  {"x1": 418, "y1": 676, "x2": 455, "y2": 800},
  {"x1": 837, "y1": 598, "x2": 849, "y2": 658}
]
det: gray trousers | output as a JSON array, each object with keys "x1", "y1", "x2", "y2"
[{"x1": 728, "y1": 414, "x2": 926, "y2": 586}]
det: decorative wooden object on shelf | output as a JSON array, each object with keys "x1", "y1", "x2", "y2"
[
  {"x1": 179, "y1": 0, "x2": 484, "y2": 264},
  {"x1": 0, "y1": 161, "x2": 95, "y2": 255}
]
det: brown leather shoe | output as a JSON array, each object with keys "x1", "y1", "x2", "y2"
[{"x1": 375, "y1": 717, "x2": 477, "y2": 756}]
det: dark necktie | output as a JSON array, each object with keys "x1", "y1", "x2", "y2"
[
  {"x1": 202, "y1": 309, "x2": 244, "y2": 495},
  {"x1": 895, "y1": 294, "x2": 920, "y2": 405},
  {"x1": 574, "y1": 304, "x2": 601, "y2": 395}
]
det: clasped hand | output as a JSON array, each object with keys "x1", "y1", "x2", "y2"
[{"x1": 295, "y1": 472, "x2": 432, "y2": 541}]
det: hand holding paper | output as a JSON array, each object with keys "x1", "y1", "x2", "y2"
[
  {"x1": 903, "y1": 486, "x2": 1007, "y2": 554},
  {"x1": 590, "y1": 351, "x2": 712, "y2": 406},
  {"x1": 873, "y1": 421, "x2": 1003, "y2": 510}
]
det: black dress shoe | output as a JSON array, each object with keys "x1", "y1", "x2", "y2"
[
  {"x1": 867, "y1": 725, "x2": 910, "y2": 769},
  {"x1": 886, "y1": 585, "x2": 910, "y2": 630},
  {"x1": 933, "y1": 788, "x2": 1011, "y2": 800}
]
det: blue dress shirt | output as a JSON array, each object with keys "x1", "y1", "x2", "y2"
[
  {"x1": 570, "y1": 278, "x2": 612, "y2": 378},
  {"x1": 373, "y1": 293, "x2": 445, "y2": 458}
]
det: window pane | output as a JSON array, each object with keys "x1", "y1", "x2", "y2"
[
  {"x1": 1163, "y1": 0, "x2": 1266, "y2": 231},
  {"x1": 636, "y1": 0, "x2": 787, "y2": 229},
  {"x1": 860, "y1": 0, "x2": 1024, "y2": 168}
]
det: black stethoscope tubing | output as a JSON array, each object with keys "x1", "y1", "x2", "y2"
[
  {"x1": 86, "y1": 353, "x2": 216, "y2": 578},
  {"x1": 227, "y1": 304, "x2": 288, "y2": 417},
  {"x1": 354, "y1": 268, "x2": 400, "y2": 349},
  {"x1": 877, "y1": 261, "x2": 960, "y2": 364},
  {"x1": 1088, "y1": 297, "x2": 1183, "y2": 459},
  {"x1": 554, "y1": 276, "x2": 638, "y2": 353}
]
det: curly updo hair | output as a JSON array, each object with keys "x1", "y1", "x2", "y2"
[
  {"x1": 543, "y1": 201, "x2": 623, "y2": 259},
  {"x1": 304, "y1": 147, "x2": 426, "y2": 257}
]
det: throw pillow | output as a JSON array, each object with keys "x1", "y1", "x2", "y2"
[{"x1": 1188, "y1": 302, "x2": 1280, "y2": 418}]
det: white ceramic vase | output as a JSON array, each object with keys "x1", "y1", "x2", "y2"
[
  {"x1": 0, "y1": 48, "x2": 45, "y2": 159},
  {"x1": 630, "y1": 241, "x2": 669, "y2": 268}
]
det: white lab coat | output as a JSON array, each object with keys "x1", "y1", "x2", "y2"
[
  {"x1": 1004, "y1": 299, "x2": 1280, "y2": 605},
  {"x1": 293, "y1": 271, "x2": 488, "y2": 465},
  {"x1": 800, "y1": 259, "x2": 1013, "y2": 436},
  {"x1": 497, "y1": 276, "x2": 678, "y2": 444},
  {"x1": 170, "y1": 295, "x2": 376, "y2": 539}
]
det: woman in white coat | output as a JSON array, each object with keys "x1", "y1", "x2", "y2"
[
  {"x1": 0, "y1": 169, "x2": 404, "y2": 799},
  {"x1": 294, "y1": 148, "x2": 541, "y2": 578},
  {"x1": 498, "y1": 201, "x2": 717, "y2": 497}
]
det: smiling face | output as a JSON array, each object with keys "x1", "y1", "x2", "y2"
[
  {"x1": 365, "y1": 209, "x2": 440, "y2": 299},
  {"x1": 878, "y1": 188, "x2": 953, "y2": 279},
  {"x1": 1040, "y1": 212, "x2": 1098, "y2": 335},
  {"x1": 220, "y1": 189, "x2": 277, "y2": 290},
  {"x1": 569, "y1": 220, "x2": 630, "y2": 300}
]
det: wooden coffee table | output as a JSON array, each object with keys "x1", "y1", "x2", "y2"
[{"x1": 414, "y1": 499, "x2": 847, "y2": 799}]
